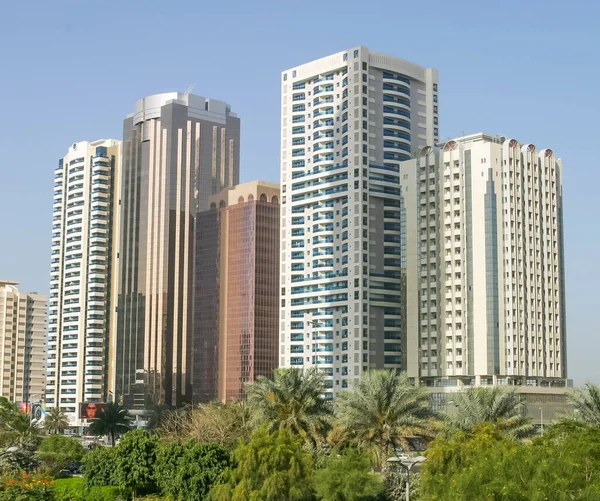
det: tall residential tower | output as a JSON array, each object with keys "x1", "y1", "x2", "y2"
[
  {"x1": 47, "y1": 139, "x2": 120, "y2": 425},
  {"x1": 400, "y1": 134, "x2": 566, "y2": 392},
  {"x1": 0, "y1": 280, "x2": 46, "y2": 404},
  {"x1": 279, "y1": 47, "x2": 438, "y2": 398},
  {"x1": 112, "y1": 92, "x2": 240, "y2": 408}
]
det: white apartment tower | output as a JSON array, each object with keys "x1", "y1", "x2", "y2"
[
  {"x1": 280, "y1": 47, "x2": 438, "y2": 398},
  {"x1": 0, "y1": 280, "x2": 46, "y2": 403},
  {"x1": 47, "y1": 139, "x2": 121, "y2": 426},
  {"x1": 400, "y1": 134, "x2": 566, "y2": 389}
]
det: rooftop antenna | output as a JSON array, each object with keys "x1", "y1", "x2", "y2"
[{"x1": 184, "y1": 83, "x2": 196, "y2": 95}]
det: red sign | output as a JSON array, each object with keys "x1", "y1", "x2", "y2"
[{"x1": 79, "y1": 402, "x2": 108, "y2": 419}]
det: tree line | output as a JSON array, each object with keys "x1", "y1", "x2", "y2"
[{"x1": 1, "y1": 369, "x2": 600, "y2": 500}]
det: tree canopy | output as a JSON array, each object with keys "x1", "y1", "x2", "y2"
[
  {"x1": 335, "y1": 370, "x2": 433, "y2": 468},
  {"x1": 441, "y1": 386, "x2": 534, "y2": 439},
  {"x1": 209, "y1": 428, "x2": 315, "y2": 501},
  {"x1": 87, "y1": 402, "x2": 133, "y2": 447},
  {"x1": 246, "y1": 368, "x2": 331, "y2": 445}
]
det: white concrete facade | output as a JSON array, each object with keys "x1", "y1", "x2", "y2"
[
  {"x1": 400, "y1": 133, "x2": 566, "y2": 389},
  {"x1": 47, "y1": 139, "x2": 121, "y2": 426},
  {"x1": 280, "y1": 47, "x2": 438, "y2": 398}
]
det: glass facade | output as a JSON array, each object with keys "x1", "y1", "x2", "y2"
[
  {"x1": 114, "y1": 95, "x2": 240, "y2": 408},
  {"x1": 193, "y1": 185, "x2": 279, "y2": 403}
]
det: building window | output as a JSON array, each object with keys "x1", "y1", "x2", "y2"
[
  {"x1": 433, "y1": 95, "x2": 438, "y2": 103},
  {"x1": 433, "y1": 83, "x2": 438, "y2": 91},
  {"x1": 354, "y1": 50, "x2": 359, "y2": 58},
  {"x1": 292, "y1": 70, "x2": 296, "y2": 77},
  {"x1": 343, "y1": 53, "x2": 348, "y2": 61},
  {"x1": 283, "y1": 73, "x2": 287, "y2": 81}
]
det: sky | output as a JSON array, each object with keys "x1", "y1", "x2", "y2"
[{"x1": 0, "y1": 0, "x2": 598, "y2": 384}]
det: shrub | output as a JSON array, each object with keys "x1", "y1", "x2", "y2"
[
  {"x1": 38, "y1": 435, "x2": 84, "y2": 475},
  {"x1": 82, "y1": 446, "x2": 118, "y2": 487},
  {"x1": 314, "y1": 448, "x2": 383, "y2": 501},
  {"x1": 154, "y1": 441, "x2": 229, "y2": 501},
  {"x1": 0, "y1": 472, "x2": 54, "y2": 501},
  {"x1": 54, "y1": 477, "x2": 126, "y2": 501}
]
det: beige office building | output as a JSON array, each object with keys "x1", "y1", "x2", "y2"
[
  {"x1": 112, "y1": 93, "x2": 240, "y2": 409},
  {"x1": 0, "y1": 280, "x2": 47, "y2": 403},
  {"x1": 400, "y1": 133, "x2": 566, "y2": 396}
]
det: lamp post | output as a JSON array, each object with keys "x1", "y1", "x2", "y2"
[
  {"x1": 387, "y1": 455, "x2": 426, "y2": 501},
  {"x1": 539, "y1": 407, "x2": 544, "y2": 437}
]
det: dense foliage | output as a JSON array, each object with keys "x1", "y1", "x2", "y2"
[
  {"x1": 82, "y1": 445, "x2": 119, "y2": 487},
  {"x1": 3, "y1": 370, "x2": 599, "y2": 500},
  {"x1": 209, "y1": 428, "x2": 315, "y2": 501},
  {"x1": 314, "y1": 448, "x2": 383, "y2": 501},
  {"x1": 0, "y1": 472, "x2": 54, "y2": 501},
  {"x1": 112, "y1": 429, "x2": 157, "y2": 498},
  {"x1": 154, "y1": 441, "x2": 229, "y2": 501},
  {"x1": 419, "y1": 422, "x2": 600, "y2": 501},
  {"x1": 37, "y1": 435, "x2": 84, "y2": 475}
]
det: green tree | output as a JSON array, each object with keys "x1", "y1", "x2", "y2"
[
  {"x1": 43, "y1": 407, "x2": 69, "y2": 435},
  {"x1": 113, "y1": 429, "x2": 157, "y2": 499},
  {"x1": 87, "y1": 402, "x2": 133, "y2": 447},
  {"x1": 37, "y1": 435, "x2": 84, "y2": 475},
  {"x1": 419, "y1": 422, "x2": 600, "y2": 501},
  {"x1": 334, "y1": 371, "x2": 433, "y2": 469},
  {"x1": 155, "y1": 440, "x2": 229, "y2": 501},
  {"x1": 565, "y1": 383, "x2": 600, "y2": 427},
  {"x1": 209, "y1": 428, "x2": 315, "y2": 501},
  {"x1": 314, "y1": 448, "x2": 383, "y2": 501},
  {"x1": 0, "y1": 397, "x2": 40, "y2": 450},
  {"x1": 441, "y1": 386, "x2": 534, "y2": 439},
  {"x1": 81, "y1": 445, "x2": 118, "y2": 487},
  {"x1": 246, "y1": 368, "x2": 330, "y2": 445}
]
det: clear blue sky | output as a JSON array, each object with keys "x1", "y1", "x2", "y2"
[{"x1": 1, "y1": 0, "x2": 598, "y2": 384}]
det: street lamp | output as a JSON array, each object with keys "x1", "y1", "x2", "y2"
[
  {"x1": 539, "y1": 407, "x2": 544, "y2": 437},
  {"x1": 387, "y1": 455, "x2": 426, "y2": 501}
]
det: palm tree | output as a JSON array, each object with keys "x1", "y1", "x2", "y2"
[
  {"x1": 88, "y1": 402, "x2": 133, "y2": 446},
  {"x1": 442, "y1": 386, "x2": 534, "y2": 439},
  {"x1": 0, "y1": 397, "x2": 40, "y2": 449},
  {"x1": 246, "y1": 368, "x2": 331, "y2": 445},
  {"x1": 44, "y1": 407, "x2": 69, "y2": 435},
  {"x1": 564, "y1": 383, "x2": 600, "y2": 427},
  {"x1": 145, "y1": 402, "x2": 170, "y2": 432},
  {"x1": 335, "y1": 370, "x2": 434, "y2": 470}
]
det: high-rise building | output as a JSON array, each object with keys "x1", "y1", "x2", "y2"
[
  {"x1": 194, "y1": 181, "x2": 280, "y2": 403},
  {"x1": 399, "y1": 133, "x2": 566, "y2": 391},
  {"x1": 0, "y1": 281, "x2": 46, "y2": 404},
  {"x1": 112, "y1": 92, "x2": 240, "y2": 408},
  {"x1": 47, "y1": 140, "x2": 120, "y2": 426},
  {"x1": 279, "y1": 47, "x2": 438, "y2": 398}
]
